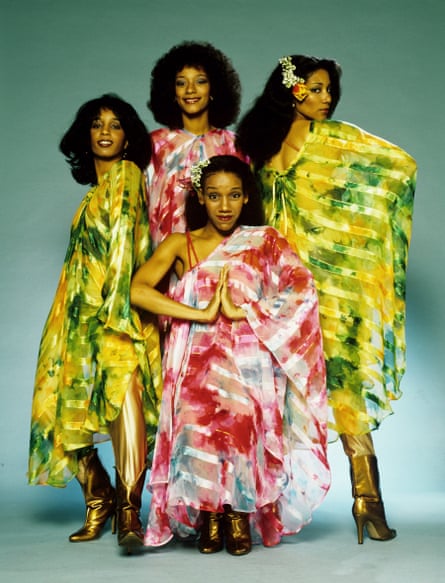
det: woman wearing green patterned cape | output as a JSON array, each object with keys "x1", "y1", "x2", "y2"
[
  {"x1": 28, "y1": 94, "x2": 162, "y2": 552},
  {"x1": 236, "y1": 55, "x2": 416, "y2": 544}
]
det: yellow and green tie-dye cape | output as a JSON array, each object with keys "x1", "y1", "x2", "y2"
[{"x1": 257, "y1": 120, "x2": 416, "y2": 435}]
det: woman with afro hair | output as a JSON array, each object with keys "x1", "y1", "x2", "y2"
[{"x1": 146, "y1": 41, "x2": 247, "y2": 248}]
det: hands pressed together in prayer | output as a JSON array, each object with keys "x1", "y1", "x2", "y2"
[{"x1": 202, "y1": 265, "x2": 246, "y2": 323}]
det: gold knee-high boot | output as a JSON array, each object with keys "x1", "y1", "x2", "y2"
[
  {"x1": 341, "y1": 434, "x2": 396, "y2": 544},
  {"x1": 69, "y1": 448, "x2": 116, "y2": 542},
  {"x1": 109, "y1": 371, "x2": 147, "y2": 553}
]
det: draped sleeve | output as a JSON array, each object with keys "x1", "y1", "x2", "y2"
[
  {"x1": 96, "y1": 160, "x2": 151, "y2": 340},
  {"x1": 258, "y1": 120, "x2": 416, "y2": 433}
]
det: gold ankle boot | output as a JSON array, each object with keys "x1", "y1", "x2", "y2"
[
  {"x1": 349, "y1": 454, "x2": 396, "y2": 544},
  {"x1": 69, "y1": 449, "x2": 116, "y2": 542},
  {"x1": 198, "y1": 511, "x2": 224, "y2": 554},
  {"x1": 223, "y1": 506, "x2": 252, "y2": 556}
]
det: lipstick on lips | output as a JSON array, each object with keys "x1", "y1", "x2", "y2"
[{"x1": 216, "y1": 214, "x2": 234, "y2": 224}]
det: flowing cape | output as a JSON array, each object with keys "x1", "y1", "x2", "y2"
[
  {"x1": 144, "y1": 226, "x2": 329, "y2": 547},
  {"x1": 29, "y1": 161, "x2": 162, "y2": 487},
  {"x1": 257, "y1": 120, "x2": 416, "y2": 435}
]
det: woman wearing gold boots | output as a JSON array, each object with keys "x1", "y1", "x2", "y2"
[
  {"x1": 131, "y1": 156, "x2": 330, "y2": 555},
  {"x1": 28, "y1": 94, "x2": 162, "y2": 553},
  {"x1": 236, "y1": 55, "x2": 416, "y2": 544}
]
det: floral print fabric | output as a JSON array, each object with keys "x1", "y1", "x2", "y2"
[
  {"x1": 144, "y1": 226, "x2": 329, "y2": 547},
  {"x1": 257, "y1": 120, "x2": 416, "y2": 435},
  {"x1": 28, "y1": 160, "x2": 162, "y2": 487}
]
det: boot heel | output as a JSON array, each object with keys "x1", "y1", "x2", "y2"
[
  {"x1": 69, "y1": 449, "x2": 116, "y2": 543},
  {"x1": 353, "y1": 497, "x2": 396, "y2": 543},
  {"x1": 348, "y1": 454, "x2": 396, "y2": 544},
  {"x1": 353, "y1": 509, "x2": 365, "y2": 544}
]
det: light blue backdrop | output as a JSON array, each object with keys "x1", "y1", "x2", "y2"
[{"x1": 1, "y1": 0, "x2": 443, "y2": 510}]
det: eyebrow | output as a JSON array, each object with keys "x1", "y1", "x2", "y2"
[
  {"x1": 175, "y1": 73, "x2": 208, "y2": 78},
  {"x1": 205, "y1": 186, "x2": 243, "y2": 191},
  {"x1": 93, "y1": 115, "x2": 121, "y2": 121}
]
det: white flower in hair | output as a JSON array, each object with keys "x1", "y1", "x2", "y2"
[
  {"x1": 279, "y1": 56, "x2": 308, "y2": 102},
  {"x1": 190, "y1": 159, "x2": 211, "y2": 190}
]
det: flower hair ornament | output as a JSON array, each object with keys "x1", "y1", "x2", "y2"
[
  {"x1": 190, "y1": 159, "x2": 211, "y2": 191},
  {"x1": 278, "y1": 56, "x2": 308, "y2": 102}
]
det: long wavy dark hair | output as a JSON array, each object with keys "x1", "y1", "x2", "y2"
[
  {"x1": 236, "y1": 55, "x2": 342, "y2": 168},
  {"x1": 185, "y1": 155, "x2": 264, "y2": 230},
  {"x1": 148, "y1": 41, "x2": 241, "y2": 129},
  {"x1": 59, "y1": 93, "x2": 152, "y2": 185}
]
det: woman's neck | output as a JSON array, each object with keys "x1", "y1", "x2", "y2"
[
  {"x1": 201, "y1": 222, "x2": 233, "y2": 240},
  {"x1": 94, "y1": 158, "x2": 120, "y2": 184},
  {"x1": 182, "y1": 113, "x2": 212, "y2": 136}
]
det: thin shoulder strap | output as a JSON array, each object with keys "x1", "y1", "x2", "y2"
[{"x1": 186, "y1": 230, "x2": 200, "y2": 269}]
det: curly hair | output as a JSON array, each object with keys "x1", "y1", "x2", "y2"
[
  {"x1": 236, "y1": 55, "x2": 342, "y2": 168},
  {"x1": 59, "y1": 93, "x2": 152, "y2": 185},
  {"x1": 148, "y1": 41, "x2": 241, "y2": 129},
  {"x1": 185, "y1": 155, "x2": 264, "y2": 230}
]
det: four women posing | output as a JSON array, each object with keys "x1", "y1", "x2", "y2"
[{"x1": 28, "y1": 43, "x2": 416, "y2": 555}]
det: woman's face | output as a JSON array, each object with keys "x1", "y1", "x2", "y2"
[
  {"x1": 175, "y1": 66, "x2": 211, "y2": 119},
  {"x1": 90, "y1": 108, "x2": 127, "y2": 164},
  {"x1": 295, "y1": 69, "x2": 332, "y2": 121},
  {"x1": 199, "y1": 171, "x2": 248, "y2": 235}
]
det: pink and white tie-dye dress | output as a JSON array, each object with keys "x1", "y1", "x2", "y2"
[{"x1": 144, "y1": 226, "x2": 330, "y2": 548}]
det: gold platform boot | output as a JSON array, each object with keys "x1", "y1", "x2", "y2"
[
  {"x1": 198, "y1": 511, "x2": 224, "y2": 554},
  {"x1": 223, "y1": 506, "x2": 252, "y2": 556},
  {"x1": 69, "y1": 448, "x2": 116, "y2": 542}
]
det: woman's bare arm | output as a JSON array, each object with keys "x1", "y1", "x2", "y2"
[{"x1": 131, "y1": 234, "x2": 222, "y2": 323}]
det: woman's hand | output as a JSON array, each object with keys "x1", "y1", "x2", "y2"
[
  {"x1": 220, "y1": 266, "x2": 246, "y2": 321},
  {"x1": 199, "y1": 267, "x2": 225, "y2": 323}
]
